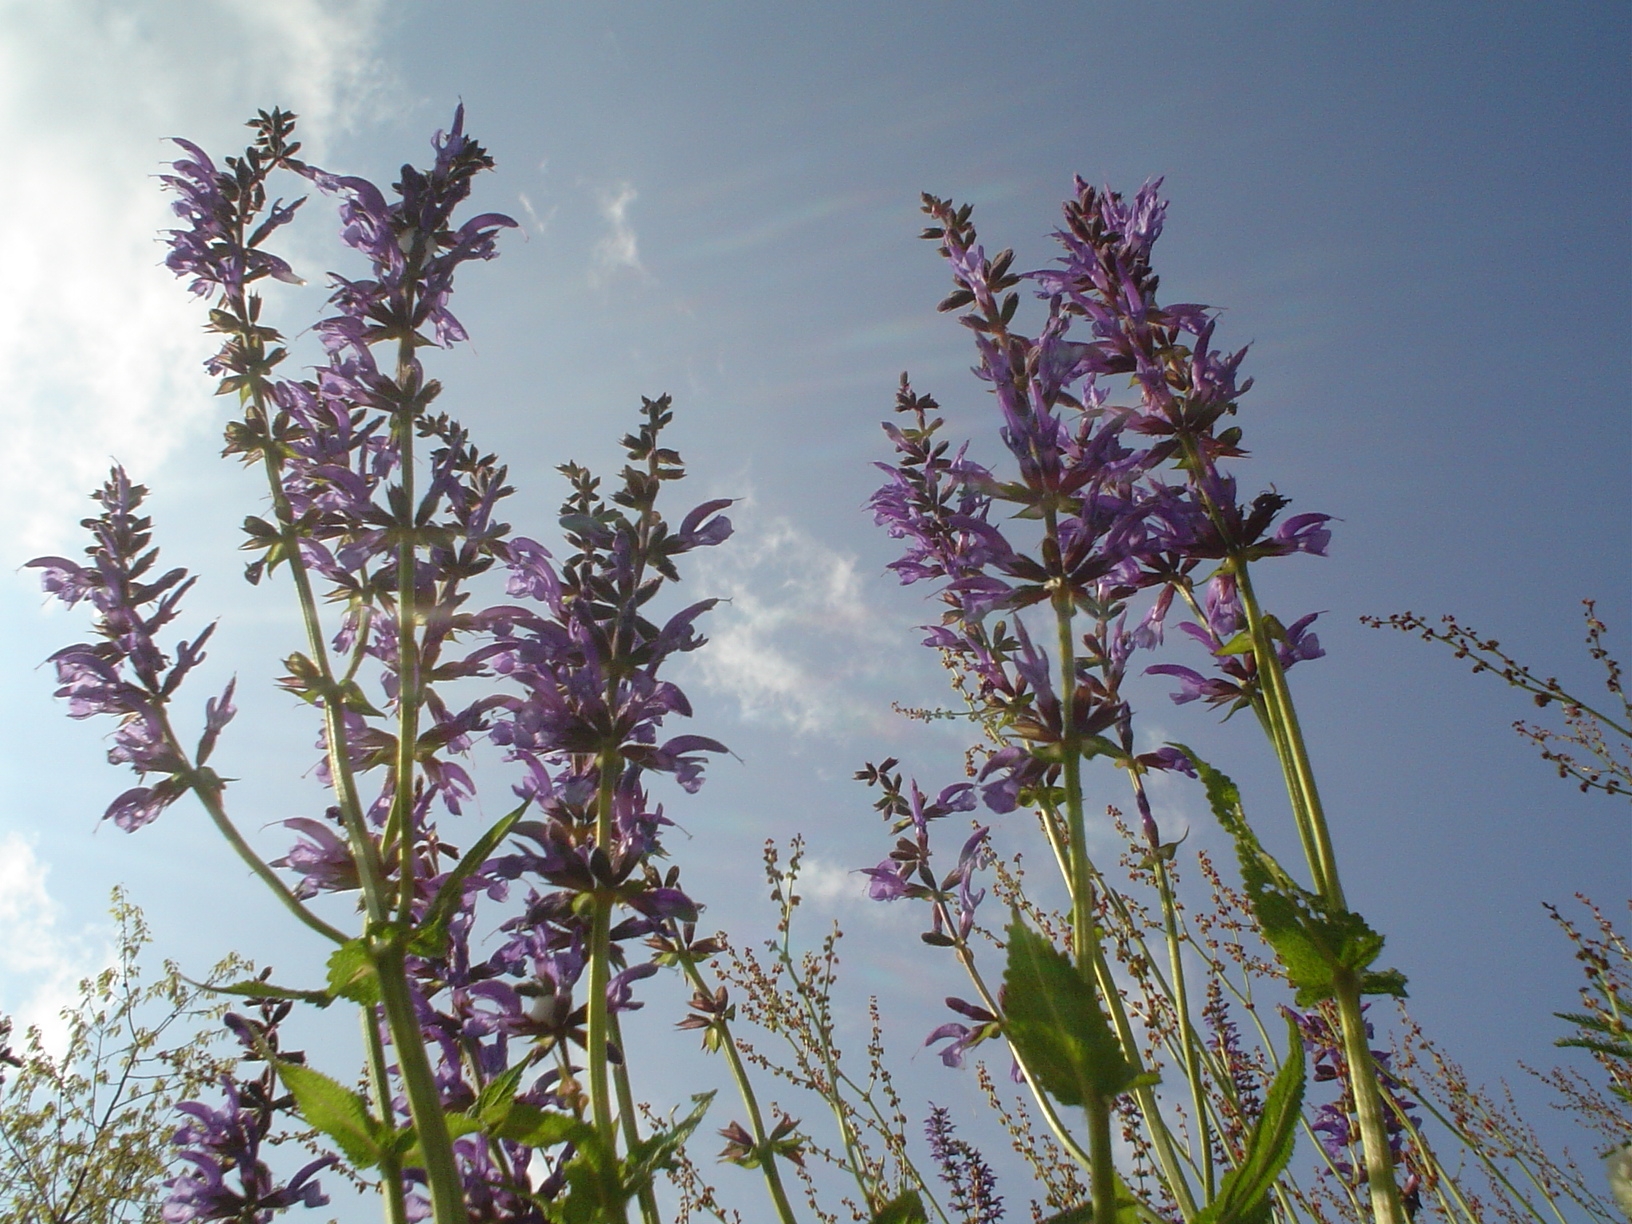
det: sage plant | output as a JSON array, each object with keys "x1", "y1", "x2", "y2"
[
  {"x1": 863, "y1": 181, "x2": 1410, "y2": 1224},
  {"x1": 28, "y1": 109, "x2": 789, "y2": 1224}
]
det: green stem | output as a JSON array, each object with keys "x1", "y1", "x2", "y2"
[
  {"x1": 375, "y1": 940, "x2": 466, "y2": 1223},
  {"x1": 179, "y1": 762, "x2": 347, "y2": 945},
  {"x1": 1147, "y1": 825, "x2": 1215, "y2": 1202},
  {"x1": 1086, "y1": 1089, "x2": 1118, "y2": 1224},
  {"x1": 1233, "y1": 566, "x2": 1342, "y2": 906},
  {"x1": 673, "y1": 954, "x2": 800, "y2": 1224},
  {"x1": 364, "y1": 1006, "x2": 409, "y2": 1224},
  {"x1": 1175, "y1": 579, "x2": 1323, "y2": 890},
  {"x1": 1049, "y1": 593, "x2": 1138, "y2": 1224},
  {"x1": 608, "y1": 1012, "x2": 661, "y2": 1224},
  {"x1": 1332, "y1": 971, "x2": 1407, "y2": 1224},
  {"x1": 391, "y1": 327, "x2": 421, "y2": 927},
  {"x1": 586, "y1": 750, "x2": 622, "y2": 1168}
]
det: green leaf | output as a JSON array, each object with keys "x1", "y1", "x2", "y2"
[
  {"x1": 410, "y1": 802, "x2": 527, "y2": 959},
  {"x1": 624, "y1": 1091, "x2": 714, "y2": 1188},
  {"x1": 1214, "y1": 630, "x2": 1257, "y2": 656},
  {"x1": 474, "y1": 1062, "x2": 591, "y2": 1150},
  {"x1": 491, "y1": 1102, "x2": 592, "y2": 1148},
  {"x1": 1193, "y1": 1015, "x2": 1306, "y2": 1224},
  {"x1": 396, "y1": 1109, "x2": 486, "y2": 1169},
  {"x1": 1038, "y1": 1173, "x2": 1150, "y2": 1223},
  {"x1": 871, "y1": 1189, "x2": 929, "y2": 1224},
  {"x1": 186, "y1": 976, "x2": 332, "y2": 1007},
  {"x1": 277, "y1": 1059, "x2": 384, "y2": 1168},
  {"x1": 1178, "y1": 746, "x2": 1406, "y2": 1005},
  {"x1": 325, "y1": 939, "x2": 381, "y2": 1007},
  {"x1": 1001, "y1": 914, "x2": 1140, "y2": 1105}
]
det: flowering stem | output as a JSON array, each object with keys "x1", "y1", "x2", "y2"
[
  {"x1": 390, "y1": 325, "x2": 422, "y2": 928},
  {"x1": 152, "y1": 702, "x2": 346, "y2": 945},
  {"x1": 1048, "y1": 586, "x2": 1123, "y2": 1224},
  {"x1": 1232, "y1": 566, "x2": 1406, "y2": 1224},
  {"x1": 239, "y1": 361, "x2": 461, "y2": 1222},
  {"x1": 1233, "y1": 565, "x2": 1343, "y2": 907},
  {"x1": 363, "y1": 1007, "x2": 409, "y2": 1224},
  {"x1": 608, "y1": 1012, "x2": 661, "y2": 1224},
  {"x1": 1173, "y1": 577, "x2": 1324, "y2": 887},
  {"x1": 586, "y1": 749, "x2": 623, "y2": 1172},
  {"x1": 672, "y1": 953, "x2": 801, "y2": 1224},
  {"x1": 1129, "y1": 770, "x2": 1216, "y2": 1204},
  {"x1": 1331, "y1": 972, "x2": 1408, "y2": 1224}
]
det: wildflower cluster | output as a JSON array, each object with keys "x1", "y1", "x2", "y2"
[
  {"x1": 861, "y1": 180, "x2": 1412, "y2": 1224},
  {"x1": 28, "y1": 104, "x2": 1626, "y2": 1224},
  {"x1": 33, "y1": 109, "x2": 747, "y2": 1224}
]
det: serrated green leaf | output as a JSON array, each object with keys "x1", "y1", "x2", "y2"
[
  {"x1": 494, "y1": 1102, "x2": 592, "y2": 1148},
  {"x1": 325, "y1": 939, "x2": 380, "y2": 1006},
  {"x1": 871, "y1": 1189, "x2": 928, "y2": 1224},
  {"x1": 473, "y1": 1062, "x2": 529, "y2": 1122},
  {"x1": 1177, "y1": 746, "x2": 1406, "y2": 1005},
  {"x1": 277, "y1": 1059, "x2": 384, "y2": 1168},
  {"x1": 1002, "y1": 915, "x2": 1137, "y2": 1105},
  {"x1": 396, "y1": 1110, "x2": 485, "y2": 1169},
  {"x1": 411, "y1": 802, "x2": 527, "y2": 959},
  {"x1": 625, "y1": 1090, "x2": 714, "y2": 1187},
  {"x1": 1194, "y1": 1015, "x2": 1306, "y2": 1224},
  {"x1": 186, "y1": 976, "x2": 332, "y2": 1007}
]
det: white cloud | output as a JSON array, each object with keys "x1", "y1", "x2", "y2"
[
  {"x1": 0, "y1": 0, "x2": 389, "y2": 561},
  {"x1": 517, "y1": 189, "x2": 556, "y2": 237},
  {"x1": 0, "y1": 834, "x2": 96, "y2": 1056},
  {"x1": 687, "y1": 514, "x2": 895, "y2": 733},
  {"x1": 591, "y1": 183, "x2": 643, "y2": 282}
]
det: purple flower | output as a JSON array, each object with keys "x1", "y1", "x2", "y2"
[
  {"x1": 271, "y1": 816, "x2": 359, "y2": 898},
  {"x1": 925, "y1": 997, "x2": 1000, "y2": 1069},
  {"x1": 925, "y1": 1105, "x2": 1005, "y2": 1223},
  {"x1": 165, "y1": 1078, "x2": 334, "y2": 1223}
]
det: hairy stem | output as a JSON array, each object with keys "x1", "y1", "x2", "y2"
[
  {"x1": 364, "y1": 1007, "x2": 409, "y2": 1224},
  {"x1": 606, "y1": 1014, "x2": 661, "y2": 1224}
]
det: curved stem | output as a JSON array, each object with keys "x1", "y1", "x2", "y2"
[
  {"x1": 189, "y1": 776, "x2": 348, "y2": 945},
  {"x1": 671, "y1": 952, "x2": 800, "y2": 1224},
  {"x1": 154, "y1": 704, "x2": 345, "y2": 945}
]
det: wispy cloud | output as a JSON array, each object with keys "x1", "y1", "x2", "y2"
[
  {"x1": 591, "y1": 183, "x2": 644, "y2": 283},
  {"x1": 686, "y1": 512, "x2": 896, "y2": 733},
  {"x1": 0, "y1": 834, "x2": 95, "y2": 1055},
  {"x1": 0, "y1": 0, "x2": 390, "y2": 561}
]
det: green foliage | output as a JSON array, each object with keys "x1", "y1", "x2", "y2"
[
  {"x1": 277, "y1": 1057, "x2": 388, "y2": 1168},
  {"x1": 870, "y1": 1188, "x2": 929, "y2": 1223},
  {"x1": 409, "y1": 803, "x2": 527, "y2": 960},
  {"x1": 1037, "y1": 1177, "x2": 1146, "y2": 1224},
  {"x1": 1192, "y1": 1016, "x2": 1306, "y2": 1224},
  {"x1": 324, "y1": 938, "x2": 381, "y2": 1007},
  {"x1": 1001, "y1": 914, "x2": 1149, "y2": 1105},
  {"x1": 0, "y1": 891, "x2": 240, "y2": 1224},
  {"x1": 547, "y1": 1092, "x2": 713, "y2": 1224},
  {"x1": 1180, "y1": 746, "x2": 1407, "y2": 1005}
]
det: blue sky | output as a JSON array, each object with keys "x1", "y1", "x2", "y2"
[{"x1": 0, "y1": 2, "x2": 1626, "y2": 1217}]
